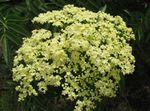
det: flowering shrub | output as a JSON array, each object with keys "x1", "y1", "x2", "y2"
[{"x1": 12, "y1": 5, "x2": 135, "y2": 111}]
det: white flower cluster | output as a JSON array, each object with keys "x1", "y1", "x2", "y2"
[{"x1": 13, "y1": 5, "x2": 135, "y2": 111}]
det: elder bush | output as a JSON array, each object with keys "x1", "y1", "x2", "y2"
[{"x1": 12, "y1": 5, "x2": 135, "y2": 111}]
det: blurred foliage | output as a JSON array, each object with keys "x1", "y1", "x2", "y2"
[{"x1": 0, "y1": 0, "x2": 150, "y2": 111}]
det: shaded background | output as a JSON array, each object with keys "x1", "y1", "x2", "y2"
[{"x1": 0, "y1": 0, "x2": 150, "y2": 111}]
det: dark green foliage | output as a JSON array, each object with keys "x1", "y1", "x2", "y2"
[
  {"x1": 0, "y1": 0, "x2": 150, "y2": 111},
  {"x1": 0, "y1": 1, "x2": 51, "y2": 111}
]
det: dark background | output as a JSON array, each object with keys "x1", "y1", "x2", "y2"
[{"x1": 0, "y1": 0, "x2": 150, "y2": 111}]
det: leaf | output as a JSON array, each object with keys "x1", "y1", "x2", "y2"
[
  {"x1": 137, "y1": 27, "x2": 143, "y2": 42},
  {"x1": 0, "y1": 4, "x2": 9, "y2": 11},
  {"x1": 1, "y1": 35, "x2": 10, "y2": 67},
  {"x1": 6, "y1": 14, "x2": 28, "y2": 22},
  {"x1": 100, "y1": 4, "x2": 107, "y2": 12},
  {"x1": 8, "y1": 23, "x2": 29, "y2": 37},
  {"x1": 5, "y1": 30, "x2": 22, "y2": 45},
  {"x1": 51, "y1": 0, "x2": 66, "y2": 7},
  {"x1": 144, "y1": 8, "x2": 150, "y2": 31},
  {"x1": 119, "y1": 74, "x2": 125, "y2": 95},
  {"x1": 124, "y1": 9, "x2": 130, "y2": 16},
  {"x1": 87, "y1": 0, "x2": 99, "y2": 9}
]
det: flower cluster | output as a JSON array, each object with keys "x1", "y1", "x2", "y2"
[{"x1": 12, "y1": 5, "x2": 135, "y2": 111}]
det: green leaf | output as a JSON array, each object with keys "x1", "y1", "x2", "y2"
[
  {"x1": 100, "y1": 4, "x2": 107, "y2": 12},
  {"x1": 6, "y1": 30, "x2": 22, "y2": 45},
  {"x1": 87, "y1": 0, "x2": 99, "y2": 9},
  {"x1": 0, "y1": 4, "x2": 9, "y2": 11},
  {"x1": 1, "y1": 35, "x2": 10, "y2": 66},
  {"x1": 137, "y1": 27, "x2": 143, "y2": 42},
  {"x1": 6, "y1": 14, "x2": 28, "y2": 22},
  {"x1": 8, "y1": 23, "x2": 29, "y2": 37},
  {"x1": 119, "y1": 74, "x2": 125, "y2": 95}
]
